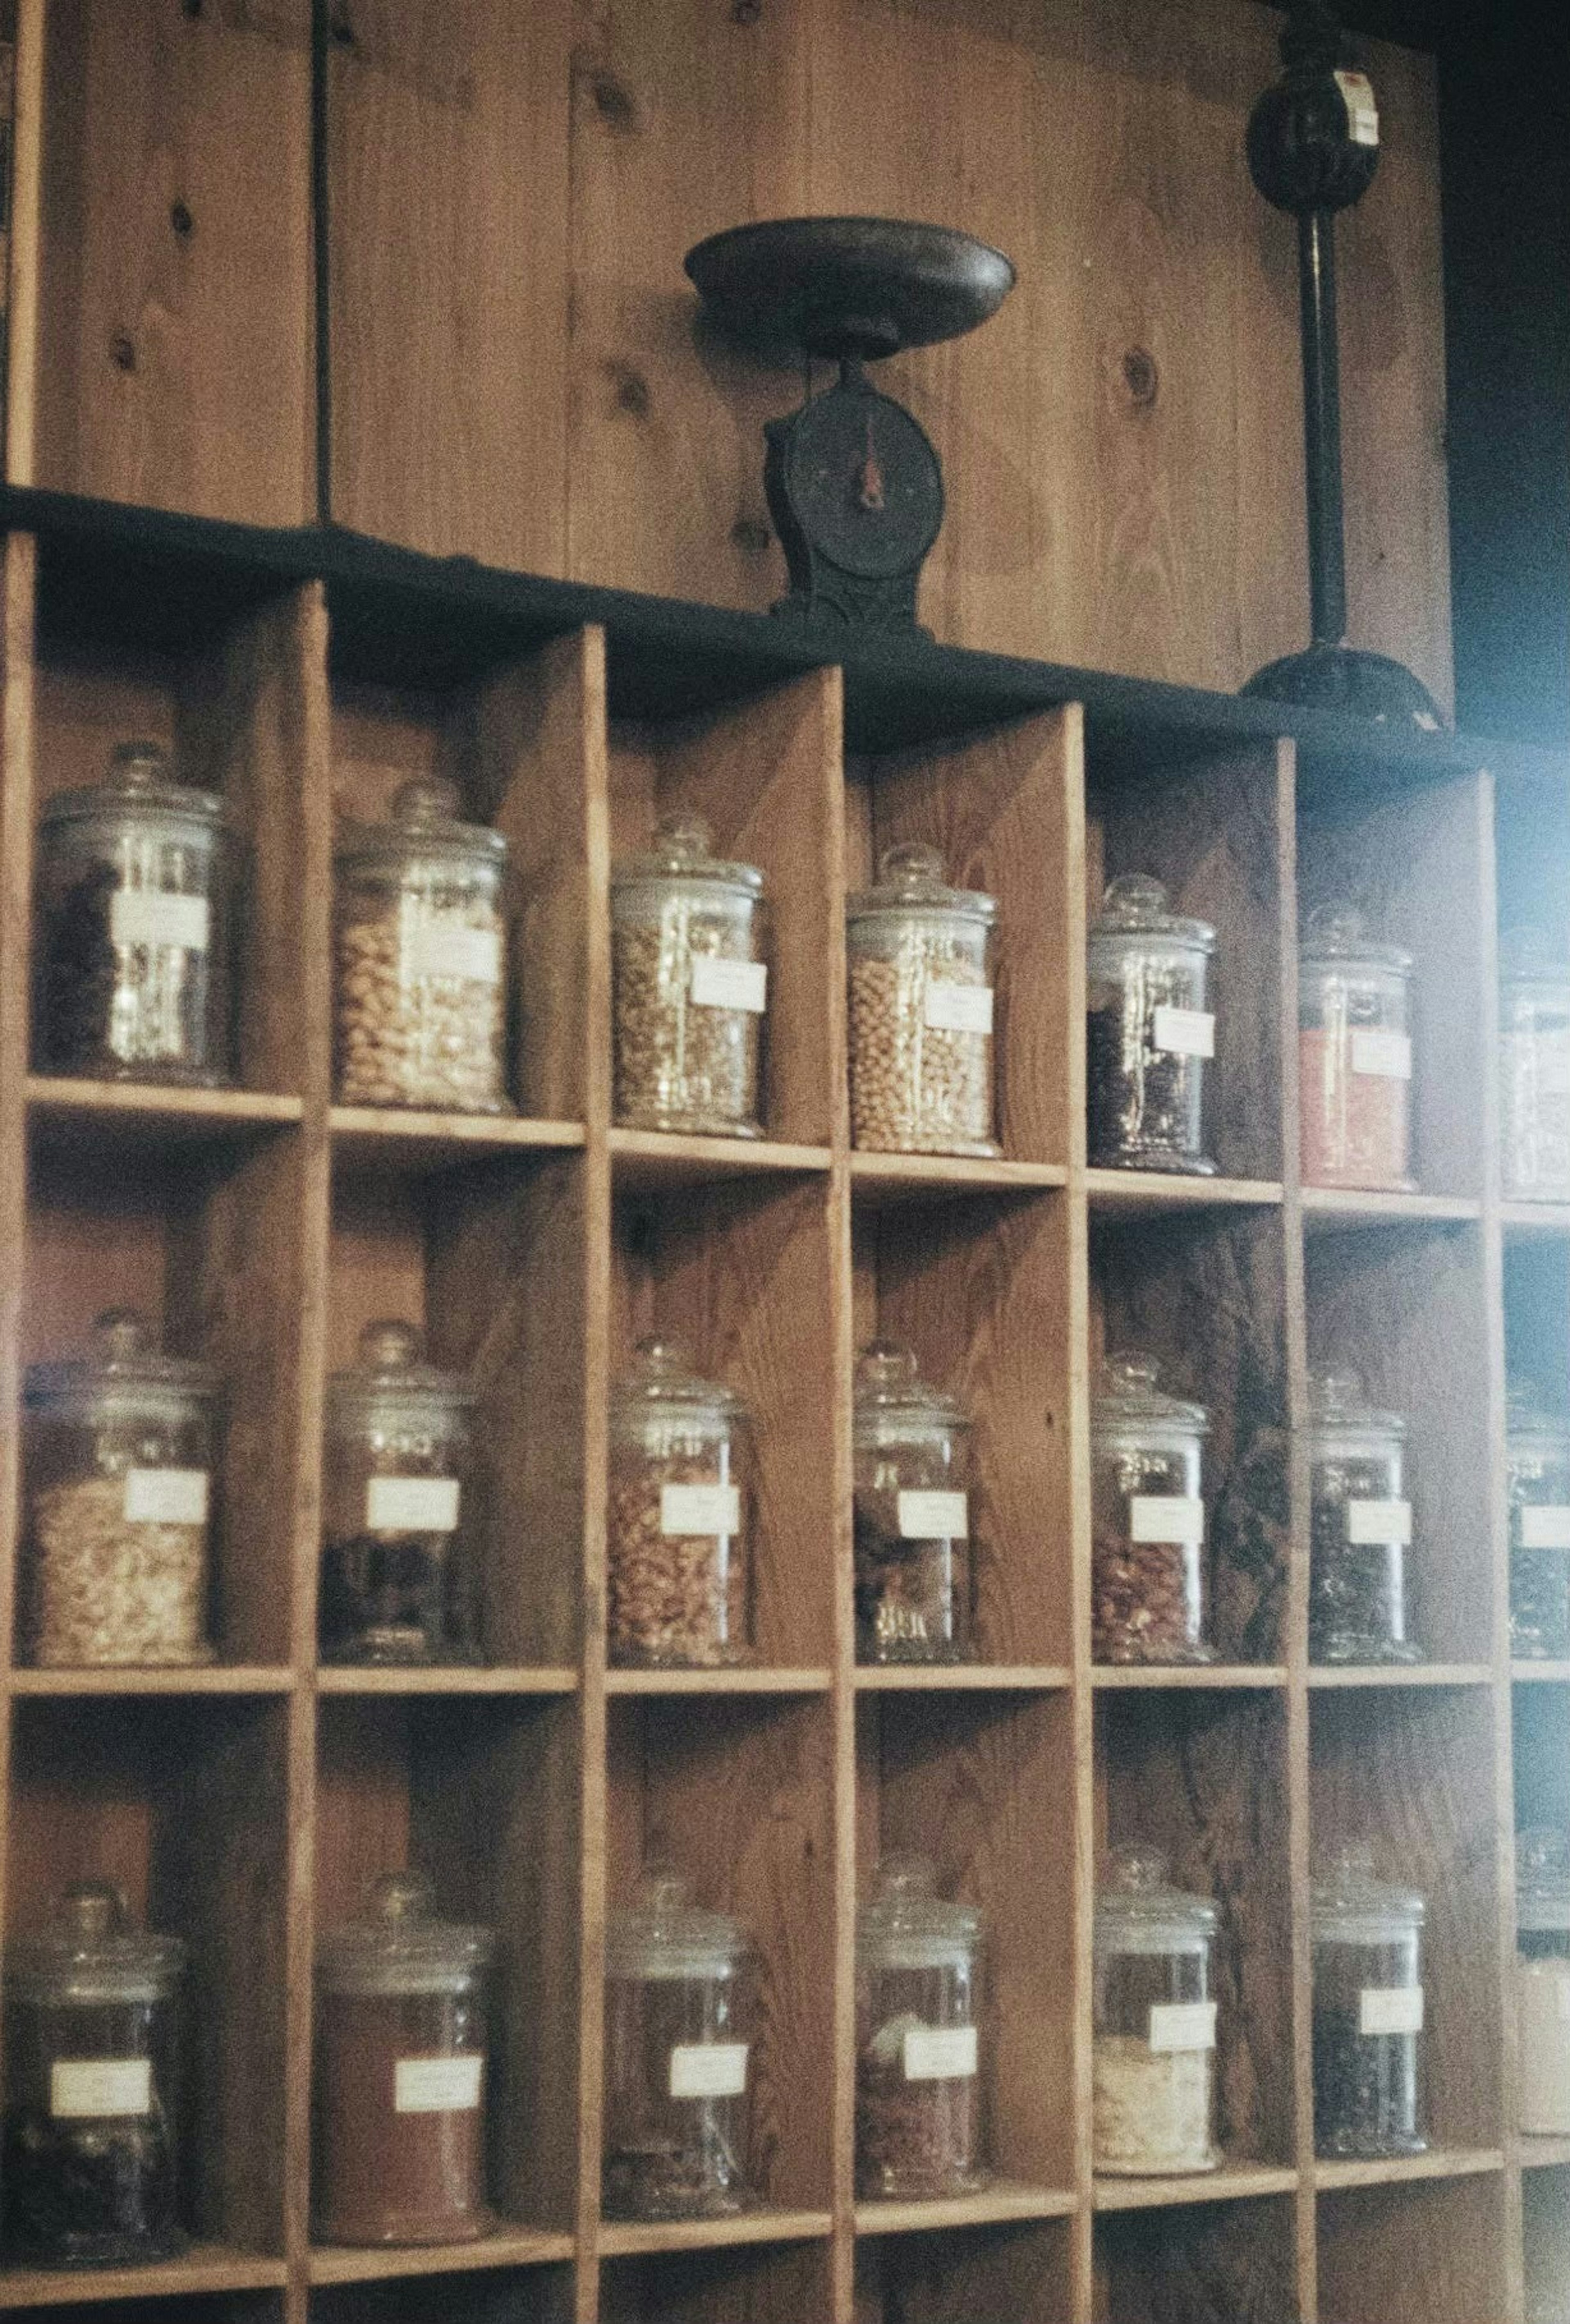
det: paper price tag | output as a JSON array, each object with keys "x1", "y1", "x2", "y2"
[
  {"x1": 395, "y1": 2055, "x2": 483, "y2": 2113},
  {"x1": 123, "y1": 1468, "x2": 209, "y2": 1526},
  {"x1": 1335, "y1": 69, "x2": 1380, "y2": 147},
  {"x1": 366, "y1": 1476, "x2": 461, "y2": 1533},
  {"x1": 660, "y1": 1482, "x2": 741, "y2": 1536},
  {"x1": 1148, "y1": 2002, "x2": 1217, "y2": 2054},
  {"x1": 924, "y1": 982, "x2": 994, "y2": 1036},
  {"x1": 1520, "y1": 1506, "x2": 1570, "y2": 1551},
  {"x1": 691, "y1": 956, "x2": 768, "y2": 1013},
  {"x1": 1346, "y1": 1499, "x2": 1413, "y2": 1546},
  {"x1": 407, "y1": 922, "x2": 502, "y2": 986},
  {"x1": 1129, "y1": 1495, "x2": 1205, "y2": 1546},
  {"x1": 1351, "y1": 1029, "x2": 1412, "y2": 1081},
  {"x1": 1359, "y1": 1986, "x2": 1424, "y2": 2037},
  {"x1": 903, "y1": 2025, "x2": 979, "y2": 2082},
  {"x1": 1152, "y1": 1006, "x2": 1215, "y2": 1060},
  {"x1": 897, "y1": 1490, "x2": 969, "y2": 1541},
  {"x1": 669, "y1": 2042, "x2": 749, "y2": 2100},
  {"x1": 110, "y1": 890, "x2": 210, "y2": 952},
  {"x1": 51, "y1": 2060, "x2": 152, "y2": 2119}
]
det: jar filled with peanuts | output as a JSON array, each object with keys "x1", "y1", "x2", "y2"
[
  {"x1": 1088, "y1": 875, "x2": 1216, "y2": 1175},
  {"x1": 611, "y1": 818, "x2": 767, "y2": 1138},
  {"x1": 1092, "y1": 1354, "x2": 1213, "y2": 1666},
  {"x1": 21, "y1": 1310, "x2": 217, "y2": 1669},
  {"x1": 1093, "y1": 1849, "x2": 1219, "y2": 2177},
  {"x1": 1299, "y1": 904, "x2": 1414, "y2": 1191},
  {"x1": 1509, "y1": 1386, "x2": 1570, "y2": 1661},
  {"x1": 1308, "y1": 1370, "x2": 1419, "y2": 1667},
  {"x1": 34, "y1": 740, "x2": 236, "y2": 1087},
  {"x1": 854, "y1": 1342, "x2": 973, "y2": 1665},
  {"x1": 608, "y1": 1340, "x2": 754, "y2": 1668},
  {"x1": 1501, "y1": 931, "x2": 1570, "y2": 1203},
  {"x1": 856, "y1": 1857, "x2": 988, "y2": 2201},
  {"x1": 846, "y1": 845, "x2": 998, "y2": 1156},
  {"x1": 334, "y1": 779, "x2": 512, "y2": 1115},
  {"x1": 321, "y1": 1321, "x2": 480, "y2": 1666}
]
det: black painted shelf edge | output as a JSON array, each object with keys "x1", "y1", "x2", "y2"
[{"x1": 3, "y1": 484, "x2": 1564, "y2": 787}]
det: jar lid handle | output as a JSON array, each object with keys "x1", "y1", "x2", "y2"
[
  {"x1": 1100, "y1": 871, "x2": 1170, "y2": 922},
  {"x1": 58, "y1": 1880, "x2": 130, "y2": 1942},
  {"x1": 357, "y1": 1318, "x2": 424, "y2": 1373},
  {"x1": 653, "y1": 813, "x2": 713, "y2": 863},
  {"x1": 876, "y1": 841, "x2": 946, "y2": 890},
  {"x1": 1100, "y1": 1349, "x2": 1162, "y2": 1395},
  {"x1": 370, "y1": 1869, "x2": 436, "y2": 1926},
  {"x1": 392, "y1": 775, "x2": 464, "y2": 827},
  {"x1": 855, "y1": 1339, "x2": 922, "y2": 1394},
  {"x1": 92, "y1": 1308, "x2": 153, "y2": 1365},
  {"x1": 1104, "y1": 1844, "x2": 1171, "y2": 1894},
  {"x1": 105, "y1": 739, "x2": 169, "y2": 792}
]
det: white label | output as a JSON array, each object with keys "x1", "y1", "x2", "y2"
[
  {"x1": 394, "y1": 2055, "x2": 483, "y2": 2113},
  {"x1": 123, "y1": 1467, "x2": 209, "y2": 1526},
  {"x1": 903, "y1": 2024, "x2": 979, "y2": 2082},
  {"x1": 1335, "y1": 69, "x2": 1381, "y2": 147},
  {"x1": 660, "y1": 1482, "x2": 741, "y2": 1536},
  {"x1": 1359, "y1": 1986, "x2": 1424, "y2": 2037},
  {"x1": 1129, "y1": 1495, "x2": 1205, "y2": 1546},
  {"x1": 1521, "y1": 1506, "x2": 1570, "y2": 1551},
  {"x1": 366, "y1": 1475, "x2": 460, "y2": 1533},
  {"x1": 110, "y1": 889, "x2": 210, "y2": 952},
  {"x1": 1148, "y1": 2001, "x2": 1218, "y2": 2054},
  {"x1": 1346, "y1": 1499, "x2": 1413, "y2": 1546},
  {"x1": 924, "y1": 982, "x2": 994, "y2": 1036},
  {"x1": 897, "y1": 1489, "x2": 969, "y2": 1540},
  {"x1": 690, "y1": 956, "x2": 767, "y2": 1013},
  {"x1": 1351, "y1": 1028, "x2": 1412, "y2": 1080},
  {"x1": 668, "y1": 2042, "x2": 749, "y2": 2100},
  {"x1": 1152, "y1": 1006, "x2": 1216, "y2": 1060},
  {"x1": 406, "y1": 922, "x2": 502, "y2": 986},
  {"x1": 51, "y1": 2059, "x2": 152, "y2": 2119}
]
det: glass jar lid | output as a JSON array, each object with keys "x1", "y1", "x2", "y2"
[
  {"x1": 846, "y1": 843, "x2": 996, "y2": 928},
  {"x1": 856, "y1": 1854, "x2": 982, "y2": 1972},
  {"x1": 334, "y1": 776, "x2": 507, "y2": 873},
  {"x1": 1311, "y1": 1840, "x2": 1426, "y2": 1944},
  {"x1": 316, "y1": 1870, "x2": 493, "y2": 1997},
  {"x1": 4, "y1": 1882, "x2": 186, "y2": 2004},
  {"x1": 326, "y1": 1320, "x2": 475, "y2": 1423},
  {"x1": 24, "y1": 1308, "x2": 218, "y2": 1425},
  {"x1": 610, "y1": 814, "x2": 764, "y2": 902},
  {"x1": 1308, "y1": 1367, "x2": 1407, "y2": 1450},
  {"x1": 1094, "y1": 1846, "x2": 1218, "y2": 1956},
  {"x1": 609, "y1": 1336, "x2": 745, "y2": 1441},
  {"x1": 1088, "y1": 873, "x2": 1214, "y2": 954},
  {"x1": 1507, "y1": 1382, "x2": 1570, "y2": 1456},
  {"x1": 39, "y1": 739, "x2": 226, "y2": 835},
  {"x1": 1299, "y1": 903, "x2": 1412, "y2": 977},
  {"x1": 1092, "y1": 1351, "x2": 1209, "y2": 1445},
  {"x1": 606, "y1": 1870, "x2": 749, "y2": 1980},
  {"x1": 1518, "y1": 1828, "x2": 1570, "y2": 1935},
  {"x1": 853, "y1": 1341, "x2": 969, "y2": 1449}
]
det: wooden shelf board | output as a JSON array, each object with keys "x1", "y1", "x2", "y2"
[
  {"x1": 26, "y1": 1076, "x2": 302, "y2": 1149},
  {"x1": 330, "y1": 1106, "x2": 585, "y2": 1170},
  {"x1": 853, "y1": 1664, "x2": 1072, "y2": 1692},
  {"x1": 0, "y1": 2246, "x2": 288, "y2": 2308},
  {"x1": 1301, "y1": 1186, "x2": 1481, "y2": 1230},
  {"x1": 307, "y1": 2229, "x2": 576, "y2": 2284},
  {"x1": 1521, "y1": 2135, "x2": 1570, "y2": 2170},
  {"x1": 315, "y1": 1665, "x2": 579, "y2": 1695},
  {"x1": 849, "y1": 1151, "x2": 1067, "y2": 1203},
  {"x1": 9, "y1": 1664, "x2": 296, "y2": 1696},
  {"x1": 1512, "y1": 1661, "x2": 1570, "y2": 1685},
  {"x1": 605, "y1": 1666, "x2": 832, "y2": 1696},
  {"x1": 1092, "y1": 2162, "x2": 1299, "y2": 2213},
  {"x1": 609, "y1": 1127, "x2": 831, "y2": 1188},
  {"x1": 1306, "y1": 1664, "x2": 1494, "y2": 1689},
  {"x1": 854, "y1": 2183, "x2": 1076, "y2": 2237},
  {"x1": 1502, "y1": 1201, "x2": 1570, "y2": 1237},
  {"x1": 596, "y1": 2208, "x2": 833, "y2": 2258},
  {"x1": 1091, "y1": 1665, "x2": 1287, "y2": 1690},
  {"x1": 1086, "y1": 1168, "x2": 1283, "y2": 1216},
  {"x1": 1312, "y1": 2147, "x2": 1505, "y2": 2192}
]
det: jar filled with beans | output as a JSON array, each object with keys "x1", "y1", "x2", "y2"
[
  {"x1": 856, "y1": 1857, "x2": 988, "y2": 2202},
  {"x1": 854, "y1": 1342, "x2": 974, "y2": 1665},
  {"x1": 611, "y1": 818, "x2": 767, "y2": 1138},
  {"x1": 1312, "y1": 1844, "x2": 1427, "y2": 2159},
  {"x1": 1299, "y1": 904, "x2": 1414, "y2": 1191},
  {"x1": 21, "y1": 1310, "x2": 218, "y2": 1669},
  {"x1": 1088, "y1": 875, "x2": 1216, "y2": 1175},
  {"x1": 1308, "y1": 1370, "x2": 1419, "y2": 1667},
  {"x1": 1508, "y1": 1386, "x2": 1570, "y2": 1662},
  {"x1": 608, "y1": 1340, "x2": 754, "y2": 1669},
  {"x1": 846, "y1": 845, "x2": 998, "y2": 1157},
  {"x1": 1501, "y1": 932, "x2": 1570, "y2": 1204},
  {"x1": 1093, "y1": 1849, "x2": 1219, "y2": 2178},
  {"x1": 1092, "y1": 1354, "x2": 1213, "y2": 1666},
  {"x1": 334, "y1": 779, "x2": 512, "y2": 1115}
]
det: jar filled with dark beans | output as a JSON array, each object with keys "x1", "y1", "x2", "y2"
[
  {"x1": 1508, "y1": 1386, "x2": 1570, "y2": 1662},
  {"x1": 855, "y1": 1857, "x2": 987, "y2": 2202},
  {"x1": 1312, "y1": 1844, "x2": 1427, "y2": 2159},
  {"x1": 1308, "y1": 1371, "x2": 1419, "y2": 1667},
  {"x1": 1092, "y1": 1353, "x2": 1213, "y2": 1666},
  {"x1": 853, "y1": 1342, "x2": 973, "y2": 1665},
  {"x1": 1088, "y1": 874, "x2": 1216, "y2": 1175}
]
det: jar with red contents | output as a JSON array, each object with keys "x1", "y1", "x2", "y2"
[{"x1": 1299, "y1": 905, "x2": 1414, "y2": 1192}]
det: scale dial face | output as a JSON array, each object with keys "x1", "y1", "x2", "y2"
[{"x1": 780, "y1": 381, "x2": 944, "y2": 583}]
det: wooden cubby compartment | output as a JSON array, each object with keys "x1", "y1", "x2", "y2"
[
  {"x1": 3, "y1": 2301, "x2": 285, "y2": 2324},
  {"x1": 309, "y1": 2270, "x2": 574, "y2": 2324},
  {"x1": 1092, "y1": 2193, "x2": 1300, "y2": 2324},
  {"x1": 598, "y1": 2240, "x2": 831, "y2": 2324},
  {"x1": 853, "y1": 2217, "x2": 1073, "y2": 2324},
  {"x1": 1316, "y1": 2176, "x2": 1507, "y2": 2324},
  {"x1": 1513, "y1": 1682, "x2": 1570, "y2": 1831},
  {"x1": 1504, "y1": 1232, "x2": 1570, "y2": 1412},
  {"x1": 1523, "y1": 2166, "x2": 1570, "y2": 2320}
]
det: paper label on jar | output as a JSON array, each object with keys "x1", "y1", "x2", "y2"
[
  {"x1": 406, "y1": 921, "x2": 502, "y2": 986},
  {"x1": 903, "y1": 2024, "x2": 979, "y2": 2082},
  {"x1": 1335, "y1": 69, "x2": 1380, "y2": 146},
  {"x1": 110, "y1": 889, "x2": 210, "y2": 953},
  {"x1": 1350, "y1": 1028, "x2": 1412, "y2": 1080},
  {"x1": 1520, "y1": 1506, "x2": 1570, "y2": 1550},
  {"x1": 660, "y1": 1482, "x2": 741, "y2": 1536},
  {"x1": 366, "y1": 1476, "x2": 460, "y2": 1533},
  {"x1": 50, "y1": 2059, "x2": 152, "y2": 2119},
  {"x1": 1148, "y1": 2002, "x2": 1218, "y2": 2054},
  {"x1": 897, "y1": 1490, "x2": 969, "y2": 1540},
  {"x1": 123, "y1": 1467, "x2": 209, "y2": 1526},
  {"x1": 924, "y1": 982, "x2": 994, "y2": 1036},
  {"x1": 1346, "y1": 1499, "x2": 1413, "y2": 1545},
  {"x1": 690, "y1": 956, "x2": 768, "y2": 1013},
  {"x1": 1129, "y1": 1495, "x2": 1205, "y2": 1546},
  {"x1": 1359, "y1": 1986, "x2": 1424, "y2": 2037},
  {"x1": 394, "y1": 2055, "x2": 483, "y2": 2113},
  {"x1": 668, "y1": 2042, "x2": 749, "y2": 2100},
  {"x1": 1152, "y1": 1006, "x2": 1216, "y2": 1060}
]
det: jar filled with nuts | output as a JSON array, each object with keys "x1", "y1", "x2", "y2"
[
  {"x1": 334, "y1": 778, "x2": 513, "y2": 1115},
  {"x1": 1508, "y1": 1386, "x2": 1570, "y2": 1662},
  {"x1": 846, "y1": 845, "x2": 998, "y2": 1156},
  {"x1": 1312, "y1": 1843, "x2": 1427, "y2": 2160},
  {"x1": 854, "y1": 1341, "x2": 974, "y2": 1665},
  {"x1": 611, "y1": 817, "x2": 767, "y2": 1138},
  {"x1": 856, "y1": 1856, "x2": 988, "y2": 2202},
  {"x1": 1093, "y1": 1848, "x2": 1219, "y2": 2178},
  {"x1": 1092, "y1": 1354, "x2": 1213, "y2": 1666},
  {"x1": 22, "y1": 1310, "x2": 218, "y2": 1669},
  {"x1": 1308, "y1": 1370, "x2": 1419, "y2": 1667},
  {"x1": 321, "y1": 1321, "x2": 481, "y2": 1666},
  {"x1": 1088, "y1": 875, "x2": 1216, "y2": 1175},
  {"x1": 1501, "y1": 932, "x2": 1570, "y2": 1204},
  {"x1": 34, "y1": 740, "x2": 236, "y2": 1087},
  {"x1": 1299, "y1": 904, "x2": 1414, "y2": 1192},
  {"x1": 608, "y1": 1339, "x2": 754, "y2": 1669}
]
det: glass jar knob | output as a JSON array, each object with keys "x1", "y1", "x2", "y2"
[
  {"x1": 877, "y1": 842, "x2": 946, "y2": 895},
  {"x1": 652, "y1": 814, "x2": 713, "y2": 868},
  {"x1": 105, "y1": 739, "x2": 169, "y2": 794},
  {"x1": 1100, "y1": 1350, "x2": 1162, "y2": 1396},
  {"x1": 1100, "y1": 872, "x2": 1170, "y2": 925},
  {"x1": 92, "y1": 1308, "x2": 153, "y2": 1366},
  {"x1": 357, "y1": 1319, "x2": 424, "y2": 1375},
  {"x1": 855, "y1": 1340, "x2": 921, "y2": 1395},
  {"x1": 1104, "y1": 1844, "x2": 1170, "y2": 1894},
  {"x1": 1305, "y1": 902, "x2": 1367, "y2": 951},
  {"x1": 392, "y1": 776, "x2": 462, "y2": 829},
  {"x1": 370, "y1": 1869, "x2": 435, "y2": 1925},
  {"x1": 60, "y1": 1879, "x2": 129, "y2": 1943}
]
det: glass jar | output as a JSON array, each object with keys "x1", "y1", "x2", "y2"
[
  {"x1": 610, "y1": 817, "x2": 767, "y2": 1138},
  {"x1": 855, "y1": 1857, "x2": 987, "y2": 2201},
  {"x1": 334, "y1": 778, "x2": 512, "y2": 1115},
  {"x1": 1299, "y1": 904, "x2": 1414, "y2": 1191},
  {"x1": 1087, "y1": 874, "x2": 1216, "y2": 1176},
  {"x1": 607, "y1": 1339, "x2": 754, "y2": 1669},
  {"x1": 1501, "y1": 933, "x2": 1570, "y2": 1203},
  {"x1": 1091, "y1": 1354, "x2": 1213, "y2": 1666},
  {"x1": 853, "y1": 1342, "x2": 973, "y2": 1665},
  {"x1": 34, "y1": 740, "x2": 235, "y2": 1087},
  {"x1": 603, "y1": 1874, "x2": 755, "y2": 2219},
  {"x1": 321, "y1": 1321, "x2": 480, "y2": 1667},
  {"x1": 846, "y1": 844, "x2": 998, "y2": 1157},
  {"x1": 1092, "y1": 1848, "x2": 1219, "y2": 2177},
  {"x1": 1308, "y1": 1370, "x2": 1419, "y2": 1667},
  {"x1": 314, "y1": 1872, "x2": 493, "y2": 2246},
  {"x1": 1518, "y1": 1829, "x2": 1570, "y2": 2136},
  {"x1": 21, "y1": 1309, "x2": 217, "y2": 1669},
  {"x1": 1, "y1": 1883, "x2": 186, "y2": 2267},
  {"x1": 1509, "y1": 1386, "x2": 1570, "y2": 1661},
  {"x1": 1312, "y1": 1843, "x2": 1427, "y2": 2159}
]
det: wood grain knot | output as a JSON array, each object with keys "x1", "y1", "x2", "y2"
[
  {"x1": 330, "y1": 9, "x2": 357, "y2": 46},
  {"x1": 110, "y1": 334, "x2": 137, "y2": 373},
  {"x1": 170, "y1": 200, "x2": 195, "y2": 240},
  {"x1": 1122, "y1": 348, "x2": 1159, "y2": 407},
  {"x1": 589, "y1": 71, "x2": 639, "y2": 134},
  {"x1": 180, "y1": 0, "x2": 203, "y2": 17},
  {"x1": 732, "y1": 0, "x2": 763, "y2": 22},
  {"x1": 731, "y1": 516, "x2": 771, "y2": 557},
  {"x1": 608, "y1": 365, "x2": 652, "y2": 419}
]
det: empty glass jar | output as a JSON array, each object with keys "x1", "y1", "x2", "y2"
[
  {"x1": 1092, "y1": 1354, "x2": 1212, "y2": 1666},
  {"x1": 1308, "y1": 1371, "x2": 1419, "y2": 1667},
  {"x1": 1093, "y1": 1848, "x2": 1219, "y2": 2177},
  {"x1": 856, "y1": 1857, "x2": 987, "y2": 2201},
  {"x1": 846, "y1": 844, "x2": 998, "y2": 1157},
  {"x1": 1509, "y1": 1386, "x2": 1570, "y2": 1661},
  {"x1": 1517, "y1": 1829, "x2": 1570, "y2": 2136},
  {"x1": 608, "y1": 1339, "x2": 754, "y2": 1669},
  {"x1": 321, "y1": 1321, "x2": 480, "y2": 1666},
  {"x1": 22, "y1": 1309, "x2": 217, "y2": 1670},
  {"x1": 1088, "y1": 874, "x2": 1216, "y2": 1175},
  {"x1": 603, "y1": 1874, "x2": 755, "y2": 2220},
  {"x1": 853, "y1": 1342, "x2": 973, "y2": 1665},
  {"x1": 1312, "y1": 1844, "x2": 1426, "y2": 2158},
  {"x1": 1501, "y1": 932, "x2": 1570, "y2": 1203},
  {"x1": 1299, "y1": 905, "x2": 1414, "y2": 1191},
  {"x1": 314, "y1": 1872, "x2": 493, "y2": 2246},
  {"x1": 2, "y1": 1883, "x2": 186, "y2": 2267},
  {"x1": 611, "y1": 817, "x2": 767, "y2": 1138}
]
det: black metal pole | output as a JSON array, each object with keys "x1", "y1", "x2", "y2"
[{"x1": 1299, "y1": 208, "x2": 1347, "y2": 650}]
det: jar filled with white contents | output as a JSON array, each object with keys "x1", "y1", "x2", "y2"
[
  {"x1": 855, "y1": 1856, "x2": 988, "y2": 2200},
  {"x1": 1501, "y1": 931, "x2": 1570, "y2": 1203},
  {"x1": 846, "y1": 845, "x2": 998, "y2": 1157},
  {"x1": 1517, "y1": 1828, "x2": 1570, "y2": 2137},
  {"x1": 1092, "y1": 1848, "x2": 1219, "y2": 2177},
  {"x1": 1509, "y1": 1385, "x2": 1570, "y2": 1662},
  {"x1": 21, "y1": 1310, "x2": 218, "y2": 1668}
]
